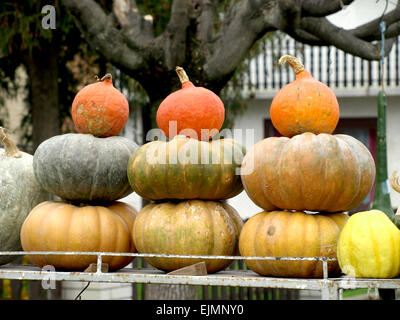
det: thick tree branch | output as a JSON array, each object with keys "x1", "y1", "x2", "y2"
[
  {"x1": 196, "y1": 0, "x2": 217, "y2": 44},
  {"x1": 386, "y1": 21, "x2": 400, "y2": 39},
  {"x1": 203, "y1": 0, "x2": 278, "y2": 86},
  {"x1": 156, "y1": 0, "x2": 191, "y2": 69},
  {"x1": 278, "y1": 0, "x2": 301, "y2": 32},
  {"x1": 112, "y1": 0, "x2": 154, "y2": 48},
  {"x1": 64, "y1": 0, "x2": 144, "y2": 72},
  {"x1": 350, "y1": 2, "x2": 400, "y2": 41},
  {"x1": 288, "y1": 1, "x2": 400, "y2": 50},
  {"x1": 301, "y1": 0, "x2": 354, "y2": 17},
  {"x1": 287, "y1": 28, "x2": 327, "y2": 46},
  {"x1": 300, "y1": 16, "x2": 394, "y2": 60}
]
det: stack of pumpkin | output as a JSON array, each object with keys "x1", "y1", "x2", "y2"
[
  {"x1": 126, "y1": 67, "x2": 245, "y2": 273},
  {"x1": 239, "y1": 55, "x2": 377, "y2": 278},
  {"x1": 20, "y1": 74, "x2": 140, "y2": 271}
]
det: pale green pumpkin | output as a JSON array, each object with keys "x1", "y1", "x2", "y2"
[
  {"x1": 0, "y1": 128, "x2": 50, "y2": 265},
  {"x1": 33, "y1": 133, "x2": 138, "y2": 204}
]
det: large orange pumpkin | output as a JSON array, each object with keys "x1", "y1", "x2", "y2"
[
  {"x1": 239, "y1": 210, "x2": 349, "y2": 278},
  {"x1": 241, "y1": 132, "x2": 376, "y2": 212},
  {"x1": 20, "y1": 201, "x2": 137, "y2": 271},
  {"x1": 156, "y1": 67, "x2": 225, "y2": 141},
  {"x1": 71, "y1": 74, "x2": 129, "y2": 137},
  {"x1": 270, "y1": 55, "x2": 339, "y2": 137}
]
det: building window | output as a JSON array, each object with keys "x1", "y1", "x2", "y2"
[{"x1": 264, "y1": 118, "x2": 377, "y2": 212}]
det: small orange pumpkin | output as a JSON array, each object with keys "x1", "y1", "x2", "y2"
[
  {"x1": 270, "y1": 55, "x2": 339, "y2": 137},
  {"x1": 71, "y1": 74, "x2": 129, "y2": 137},
  {"x1": 156, "y1": 67, "x2": 225, "y2": 141}
]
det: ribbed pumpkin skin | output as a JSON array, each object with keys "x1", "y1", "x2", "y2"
[
  {"x1": 71, "y1": 75, "x2": 129, "y2": 137},
  {"x1": 33, "y1": 133, "x2": 138, "y2": 204},
  {"x1": 241, "y1": 132, "x2": 376, "y2": 212},
  {"x1": 0, "y1": 149, "x2": 50, "y2": 265},
  {"x1": 127, "y1": 136, "x2": 245, "y2": 200},
  {"x1": 337, "y1": 210, "x2": 400, "y2": 278},
  {"x1": 20, "y1": 201, "x2": 137, "y2": 271},
  {"x1": 106, "y1": 202, "x2": 138, "y2": 242},
  {"x1": 239, "y1": 211, "x2": 348, "y2": 278},
  {"x1": 270, "y1": 66, "x2": 339, "y2": 137},
  {"x1": 133, "y1": 200, "x2": 243, "y2": 273}
]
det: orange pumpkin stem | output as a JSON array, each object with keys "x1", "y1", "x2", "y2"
[
  {"x1": 279, "y1": 55, "x2": 305, "y2": 74},
  {"x1": 175, "y1": 66, "x2": 190, "y2": 84},
  {"x1": 0, "y1": 127, "x2": 22, "y2": 158}
]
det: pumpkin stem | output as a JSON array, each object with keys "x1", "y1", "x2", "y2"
[
  {"x1": 0, "y1": 127, "x2": 22, "y2": 158},
  {"x1": 95, "y1": 74, "x2": 112, "y2": 83},
  {"x1": 279, "y1": 55, "x2": 305, "y2": 74},
  {"x1": 390, "y1": 171, "x2": 400, "y2": 194},
  {"x1": 175, "y1": 66, "x2": 190, "y2": 84},
  {"x1": 100, "y1": 73, "x2": 113, "y2": 82}
]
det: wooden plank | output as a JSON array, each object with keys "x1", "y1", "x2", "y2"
[
  {"x1": 167, "y1": 262, "x2": 207, "y2": 276},
  {"x1": 84, "y1": 263, "x2": 109, "y2": 273}
]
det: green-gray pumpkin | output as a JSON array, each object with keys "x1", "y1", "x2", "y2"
[
  {"x1": 127, "y1": 135, "x2": 245, "y2": 200},
  {"x1": 33, "y1": 133, "x2": 138, "y2": 204},
  {"x1": 0, "y1": 128, "x2": 50, "y2": 265}
]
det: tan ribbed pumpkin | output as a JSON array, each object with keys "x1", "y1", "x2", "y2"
[
  {"x1": 20, "y1": 201, "x2": 138, "y2": 271},
  {"x1": 241, "y1": 132, "x2": 376, "y2": 212},
  {"x1": 239, "y1": 210, "x2": 348, "y2": 278},
  {"x1": 133, "y1": 200, "x2": 243, "y2": 273}
]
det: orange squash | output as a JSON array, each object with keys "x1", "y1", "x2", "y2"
[
  {"x1": 71, "y1": 74, "x2": 129, "y2": 137},
  {"x1": 20, "y1": 201, "x2": 138, "y2": 271},
  {"x1": 239, "y1": 210, "x2": 349, "y2": 278},
  {"x1": 156, "y1": 67, "x2": 225, "y2": 141},
  {"x1": 241, "y1": 132, "x2": 376, "y2": 212},
  {"x1": 270, "y1": 55, "x2": 339, "y2": 137}
]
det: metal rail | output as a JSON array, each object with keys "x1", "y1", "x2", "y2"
[{"x1": 0, "y1": 251, "x2": 398, "y2": 300}]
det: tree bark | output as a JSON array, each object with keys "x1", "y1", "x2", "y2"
[{"x1": 23, "y1": 45, "x2": 61, "y2": 151}]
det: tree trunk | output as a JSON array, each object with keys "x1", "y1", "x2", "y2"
[{"x1": 23, "y1": 45, "x2": 61, "y2": 152}]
